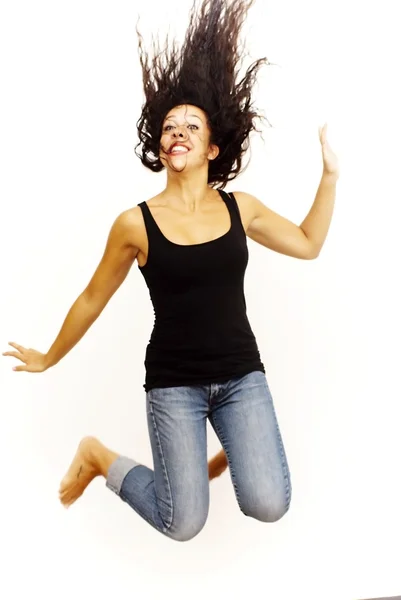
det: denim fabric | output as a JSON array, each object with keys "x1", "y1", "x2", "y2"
[{"x1": 106, "y1": 370, "x2": 291, "y2": 541}]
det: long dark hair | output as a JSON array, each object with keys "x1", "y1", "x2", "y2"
[{"x1": 135, "y1": 0, "x2": 269, "y2": 188}]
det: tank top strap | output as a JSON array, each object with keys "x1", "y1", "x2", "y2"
[
  {"x1": 218, "y1": 190, "x2": 244, "y2": 233},
  {"x1": 138, "y1": 201, "x2": 164, "y2": 240}
]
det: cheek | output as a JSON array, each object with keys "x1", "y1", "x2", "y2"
[
  {"x1": 159, "y1": 134, "x2": 170, "y2": 153},
  {"x1": 193, "y1": 130, "x2": 209, "y2": 149}
]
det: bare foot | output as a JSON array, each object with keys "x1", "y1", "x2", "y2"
[
  {"x1": 59, "y1": 436, "x2": 104, "y2": 507},
  {"x1": 208, "y1": 448, "x2": 228, "y2": 480}
]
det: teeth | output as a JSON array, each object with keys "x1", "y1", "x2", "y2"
[{"x1": 170, "y1": 146, "x2": 188, "y2": 153}]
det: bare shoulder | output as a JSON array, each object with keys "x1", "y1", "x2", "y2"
[
  {"x1": 111, "y1": 204, "x2": 146, "y2": 247},
  {"x1": 231, "y1": 190, "x2": 257, "y2": 207},
  {"x1": 230, "y1": 190, "x2": 258, "y2": 231},
  {"x1": 110, "y1": 196, "x2": 162, "y2": 256}
]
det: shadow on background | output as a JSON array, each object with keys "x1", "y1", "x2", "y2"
[{"x1": 360, "y1": 597, "x2": 400, "y2": 600}]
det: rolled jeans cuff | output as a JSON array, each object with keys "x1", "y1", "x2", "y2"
[{"x1": 106, "y1": 455, "x2": 140, "y2": 495}]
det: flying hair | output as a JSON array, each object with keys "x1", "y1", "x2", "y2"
[{"x1": 135, "y1": 0, "x2": 271, "y2": 188}]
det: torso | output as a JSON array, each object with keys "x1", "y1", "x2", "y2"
[{"x1": 129, "y1": 189, "x2": 254, "y2": 268}]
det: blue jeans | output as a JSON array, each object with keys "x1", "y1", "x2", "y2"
[{"x1": 106, "y1": 370, "x2": 291, "y2": 542}]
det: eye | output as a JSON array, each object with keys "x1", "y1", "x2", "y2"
[{"x1": 163, "y1": 123, "x2": 199, "y2": 132}]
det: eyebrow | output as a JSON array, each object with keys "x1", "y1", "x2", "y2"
[{"x1": 164, "y1": 114, "x2": 203, "y2": 122}]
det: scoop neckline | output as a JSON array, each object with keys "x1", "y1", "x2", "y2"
[{"x1": 143, "y1": 190, "x2": 232, "y2": 248}]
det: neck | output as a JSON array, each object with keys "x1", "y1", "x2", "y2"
[{"x1": 163, "y1": 167, "x2": 214, "y2": 212}]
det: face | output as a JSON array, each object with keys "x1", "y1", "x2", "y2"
[{"x1": 159, "y1": 104, "x2": 219, "y2": 173}]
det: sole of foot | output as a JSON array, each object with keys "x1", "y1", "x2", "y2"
[{"x1": 58, "y1": 436, "x2": 103, "y2": 508}]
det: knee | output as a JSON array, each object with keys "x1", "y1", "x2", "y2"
[
  {"x1": 168, "y1": 512, "x2": 208, "y2": 542},
  {"x1": 240, "y1": 489, "x2": 291, "y2": 523}
]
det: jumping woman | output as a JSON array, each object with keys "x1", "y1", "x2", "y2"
[{"x1": 3, "y1": 0, "x2": 339, "y2": 542}]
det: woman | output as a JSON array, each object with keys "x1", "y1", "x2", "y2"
[{"x1": 3, "y1": 0, "x2": 339, "y2": 542}]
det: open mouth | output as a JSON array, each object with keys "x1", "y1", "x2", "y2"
[{"x1": 168, "y1": 144, "x2": 190, "y2": 155}]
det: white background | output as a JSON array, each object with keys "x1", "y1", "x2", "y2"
[{"x1": 1, "y1": 1, "x2": 400, "y2": 599}]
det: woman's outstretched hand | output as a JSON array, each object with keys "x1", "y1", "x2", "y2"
[{"x1": 2, "y1": 342, "x2": 49, "y2": 373}]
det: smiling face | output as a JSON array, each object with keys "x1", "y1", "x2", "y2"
[{"x1": 159, "y1": 104, "x2": 219, "y2": 174}]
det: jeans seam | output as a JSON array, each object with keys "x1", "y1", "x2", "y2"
[
  {"x1": 265, "y1": 383, "x2": 292, "y2": 510},
  {"x1": 119, "y1": 487, "x2": 165, "y2": 531},
  {"x1": 209, "y1": 412, "x2": 245, "y2": 513},
  {"x1": 148, "y1": 398, "x2": 174, "y2": 531}
]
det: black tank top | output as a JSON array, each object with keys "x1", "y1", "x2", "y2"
[{"x1": 137, "y1": 189, "x2": 265, "y2": 391}]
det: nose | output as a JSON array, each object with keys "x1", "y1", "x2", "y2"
[{"x1": 173, "y1": 126, "x2": 187, "y2": 138}]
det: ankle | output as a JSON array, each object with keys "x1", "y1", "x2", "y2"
[{"x1": 81, "y1": 437, "x2": 118, "y2": 478}]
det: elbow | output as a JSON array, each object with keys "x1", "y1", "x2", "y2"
[
  {"x1": 299, "y1": 229, "x2": 321, "y2": 260},
  {"x1": 305, "y1": 243, "x2": 321, "y2": 260}
]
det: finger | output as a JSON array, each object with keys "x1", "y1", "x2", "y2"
[
  {"x1": 2, "y1": 351, "x2": 26, "y2": 362},
  {"x1": 8, "y1": 342, "x2": 26, "y2": 352},
  {"x1": 12, "y1": 365, "x2": 27, "y2": 372}
]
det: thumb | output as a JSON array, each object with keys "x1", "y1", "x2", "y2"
[{"x1": 13, "y1": 365, "x2": 27, "y2": 372}]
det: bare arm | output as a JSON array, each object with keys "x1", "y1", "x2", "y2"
[
  {"x1": 237, "y1": 171, "x2": 338, "y2": 260},
  {"x1": 239, "y1": 191, "x2": 317, "y2": 259},
  {"x1": 45, "y1": 210, "x2": 139, "y2": 367},
  {"x1": 299, "y1": 172, "x2": 337, "y2": 254},
  {"x1": 236, "y1": 124, "x2": 339, "y2": 260},
  {"x1": 3, "y1": 209, "x2": 140, "y2": 372}
]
